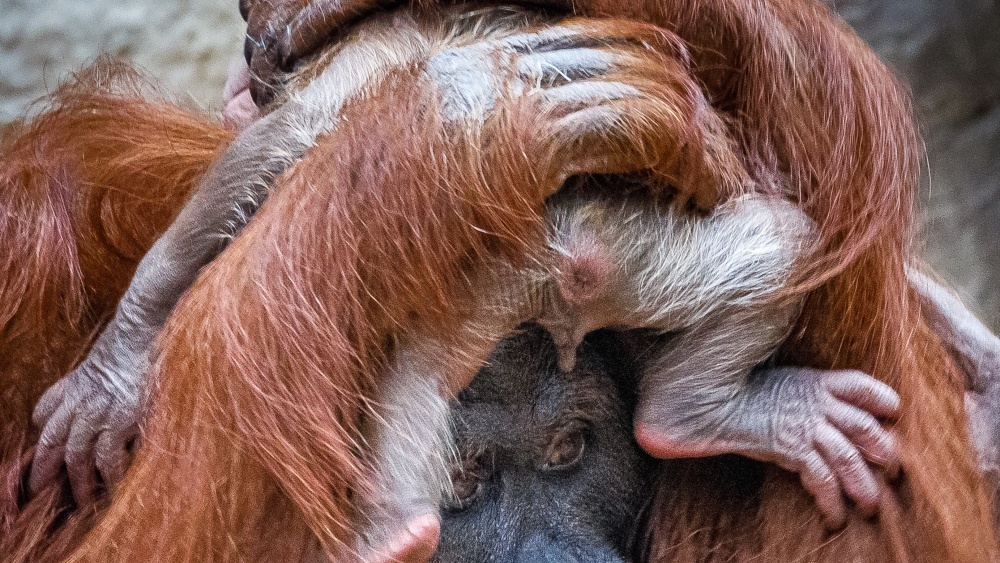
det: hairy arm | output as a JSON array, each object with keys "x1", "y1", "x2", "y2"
[
  {"x1": 29, "y1": 33, "x2": 429, "y2": 503},
  {"x1": 30, "y1": 108, "x2": 308, "y2": 502}
]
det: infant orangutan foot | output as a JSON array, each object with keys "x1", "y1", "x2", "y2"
[
  {"x1": 635, "y1": 366, "x2": 901, "y2": 529},
  {"x1": 363, "y1": 513, "x2": 440, "y2": 563}
]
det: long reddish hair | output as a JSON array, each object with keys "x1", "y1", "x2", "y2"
[
  {"x1": 0, "y1": 59, "x2": 233, "y2": 560},
  {"x1": 0, "y1": 2, "x2": 993, "y2": 562}
]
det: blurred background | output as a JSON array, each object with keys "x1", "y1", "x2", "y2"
[{"x1": 2, "y1": 0, "x2": 997, "y2": 328}]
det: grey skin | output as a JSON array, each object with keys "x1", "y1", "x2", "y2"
[
  {"x1": 32, "y1": 6, "x2": 1000, "y2": 543},
  {"x1": 28, "y1": 98, "x2": 327, "y2": 503},
  {"x1": 435, "y1": 325, "x2": 656, "y2": 563}
]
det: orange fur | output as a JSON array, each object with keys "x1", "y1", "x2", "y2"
[
  {"x1": 556, "y1": 0, "x2": 995, "y2": 559},
  {"x1": 0, "y1": 60, "x2": 233, "y2": 560},
  {"x1": 0, "y1": 2, "x2": 994, "y2": 562}
]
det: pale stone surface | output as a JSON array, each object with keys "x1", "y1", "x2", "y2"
[
  {"x1": 1, "y1": 0, "x2": 997, "y2": 326},
  {"x1": 0, "y1": 0, "x2": 244, "y2": 122}
]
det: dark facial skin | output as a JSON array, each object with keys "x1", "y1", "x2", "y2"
[{"x1": 435, "y1": 325, "x2": 657, "y2": 563}]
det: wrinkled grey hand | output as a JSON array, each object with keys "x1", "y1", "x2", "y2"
[
  {"x1": 30, "y1": 312, "x2": 153, "y2": 504},
  {"x1": 737, "y1": 367, "x2": 901, "y2": 528},
  {"x1": 28, "y1": 86, "x2": 336, "y2": 504},
  {"x1": 423, "y1": 22, "x2": 709, "y2": 197},
  {"x1": 28, "y1": 20, "x2": 469, "y2": 504},
  {"x1": 639, "y1": 365, "x2": 901, "y2": 529},
  {"x1": 241, "y1": 0, "x2": 581, "y2": 105}
]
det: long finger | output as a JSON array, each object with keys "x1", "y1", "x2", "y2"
[
  {"x1": 96, "y1": 426, "x2": 136, "y2": 489},
  {"x1": 248, "y1": 36, "x2": 284, "y2": 106},
  {"x1": 32, "y1": 379, "x2": 67, "y2": 426},
  {"x1": 66, "y1": 420, "x2": 100, "y2": 505},
  {"x1": 500, "y1": 21, "x2": 670, "y2": 56},
  {"x1": 501, "y1": 25, "x2": 597, "y2": 54},
  {"x1": 517, "y1": 48, "x2": 617, "y2": 88},
  {"x1": 823, "y1": 371, "x2": 900, "y2": 419},
  {"x1": 29, "y1": 406, "x2": 74, "y2": 494},
  {"x1": 540, "y1": 81, "x2": 641, "y2": 115},
  {"x1": 825, "y1": 400, "x2": 900, "y2": 473},
  {"x1": 815, "y1": 422, "x2": 882, "y2": 517}
]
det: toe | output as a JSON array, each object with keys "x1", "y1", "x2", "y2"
[
  {"x1": 799, "y1": 450, "x2": 847, "y2": 530},
  {"x1": 825, "y1": 400, "x2": 900, "y2": 473},
  {"x1": 815, "y1": 423, "x2": 882, "y2": 517},
  {"x1": 823, "y1": 371, "x2": 900, "y2": 419}
]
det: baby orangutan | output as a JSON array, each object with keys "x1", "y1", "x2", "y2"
[
  {"x1": 539, "y1": 184, "x2": 900, "y2": 529},
  {"x1": 371, "y1": 180, "x2": 899, "y2": 555}
]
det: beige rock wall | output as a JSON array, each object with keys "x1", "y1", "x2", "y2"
[
  {"x1": 2, "y1": 0, "x2": 997, "y2": 327},
  {"x1": 0, "y1": 0, "x2": 244, "y2": 122}
]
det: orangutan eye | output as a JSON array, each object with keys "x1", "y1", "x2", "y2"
[
  {"x1": 445, "y1": 457, "x2": 489, "y2": 512},
  {"x1": 542, "y1": 426, "x2": 586, "y2": 471}
]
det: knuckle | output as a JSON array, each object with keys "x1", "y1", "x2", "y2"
[
  {"x1": 37, "y1": 429, "x2": 63, "y2": 449},
  {"x1": 31, "y1": 406, "x2": 51, "y2": 427},
  {"x1": 840, "y1": 451, "x2": 867, "y2": 475},
  {"x1": 39, "y1": 378, "x2": 65, "y2": 398},
  {"x1": 65, "y1": 443, "x2": 90, "y2": 465},
  {"x1": 816, "y1": 479, "x2": 839, "y2": 498},
  {"x1": 841, "y1": 443, "x2": 863, "y2": 462},
  {"x1": 856, "y1": 418, "x2": 882, "y2": 439},
  {"x1": 870, "y1": 381, "x2": 898, "y2": 399},
  {"x1": 832, "y1": 368, "x2": 870, "y2": 381},
  {"x1": 880, "y1": 437, "x2": 901, "y2": 460},
  {"x1": 95, "y1": 443, "x2": 117, "y2": 464},
  {"x1": 37, "y1": 436, "x2": 61, "y2": 451},
  {"x1": 38, "y1": 418, "x2": 68, "y2": 445},
  {"x1": 95, "y1": 451, "x2": 118, "y2": 475}
]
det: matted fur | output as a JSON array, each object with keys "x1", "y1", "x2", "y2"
[{"x1": 0, "y1": 2, "x2": 994, "y2": 563}]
